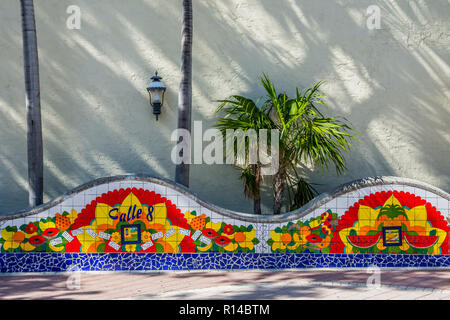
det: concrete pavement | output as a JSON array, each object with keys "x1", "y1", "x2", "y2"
[{"x1": 0, "y1": 269, "x2": 449, "y2": 300}]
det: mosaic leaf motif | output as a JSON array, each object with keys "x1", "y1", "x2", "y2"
[
  {"x1": 184, "y1": 210, "x2": 259, "y2": 253},
  {"x1": 267, "y1": 210, "x2": 337, "y2": 253}
]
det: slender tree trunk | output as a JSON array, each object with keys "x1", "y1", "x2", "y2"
[
  {"x1": 273, "y1": 163, "x2": 286, "y2": 214},
  {"x1": 20, "y1": 0, "x2": 43, "y2": 207},
  {"x1": 253, "y1": 196, "x2": 261, "y2": 215},
  {"x1": 175, "y1": 0, "x2": 193, "y2": 187},
  {"x1": 251, "y1": 163, "x2": 261, "y2": 215}
]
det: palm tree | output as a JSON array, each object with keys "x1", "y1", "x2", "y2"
[
  {"x1": 260, "y1": 75, "x2": 357, "y2": 214},
  {"x1": 175, "y1": 0, "x2": 193, "y2": 187},
  {"x1": 215, "y1": 95, "x2": 274, "y2": 214},
  {"x1": 20, "y1": 0, "x2": 43, "y2": 207},
  {"x1": 216, "y1": 75, "x2": 357, "y2": 215}
]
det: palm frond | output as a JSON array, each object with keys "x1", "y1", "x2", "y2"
[
  {"x1": 215, "y1": 74, "x2": 358, "y2": 214},
  {"x1": 287, "y1": 177, "x2": 319, "y2": 211}
]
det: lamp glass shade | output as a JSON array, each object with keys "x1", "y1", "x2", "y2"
[
  {"x1": 147, "y1": 73, "x2": 166, "y2": 106},
  {"x1": 148, "y1": 87, "x2": 165, "y2": 105}
]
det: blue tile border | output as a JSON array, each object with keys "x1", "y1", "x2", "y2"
[{"x1": 0, "y1": 252, "x2": 449, "y2": 273}]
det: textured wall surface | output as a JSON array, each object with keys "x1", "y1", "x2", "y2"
[
  {"x1": 0, "y1": 176, "x2": 449, "y2": 271},
  {"x1": 0, "y1": 0, "x2": 449, "y2": 214}
]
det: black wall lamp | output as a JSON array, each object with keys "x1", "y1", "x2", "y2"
[{"x1": 147, "y1": 71, "x2": 166, "y2": 120}]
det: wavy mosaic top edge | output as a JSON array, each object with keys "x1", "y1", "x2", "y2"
[{"x1": 1, "y1": 174, "x2": 449, "y2": 223}]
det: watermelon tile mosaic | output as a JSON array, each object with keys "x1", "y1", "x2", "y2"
[{"x1": 0, "y1": 175, "x2": 449, "y2": 272}]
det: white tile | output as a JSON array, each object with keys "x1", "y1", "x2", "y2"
[
  {"x1": 165, "y1": 195, "x2": 178, "y2": 206},
  {"x1": 336, "y1": 196, "x2": 349, "y2": 210},
  {"x1": 412, "y1": 187, "x2": 427, "y2": 199},
  {"x1": 120, "y1": 181, "x2": 134, "y2": 191},
  {"x1": 153, "y1": 184, "x2": 167, "y2": 197},
  {"x1": 402, "y1": 185, "x2": 416, "y2": 195},
  {"x1": 141, "y1": 182, "x2": 156, "y2": 192},
  {"x1": 188, "y1": 198, "x2": 201, "y2": 207},
  {"x1": 437, "y1": 197, "x2": 450, "y2": 211},
  {"x1": 377, "y1": 185, "x2": 393, "y2": 193},
  {"x1": 107, "y1": 181, "x2": 122, "y2": 192},
  {"x1": 324, "y1": 198, "x2": 337, "y2": 211},
  {"x1": 130, "y1": 181, "x2": 145, "y2": 190},
  {"x1": 176, "y1": 195, "x2": 190, "y2": 208},
  {"x1": 166, "y1": 186, "x2": 179, "y2": 196},
  {"x1": 86, "y1": 185, "x2": 102, "y2": 196},
  {"x1": 345, "y1": 190, "x2": 361, "y2": 199}
]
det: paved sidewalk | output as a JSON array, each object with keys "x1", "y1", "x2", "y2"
[{"x1": 0, "y1": 269, "x2": 449, "y2": 300}]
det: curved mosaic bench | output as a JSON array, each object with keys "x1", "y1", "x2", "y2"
[{"x1": 1, "y1": 175, "x2": 449, "y2": 272}]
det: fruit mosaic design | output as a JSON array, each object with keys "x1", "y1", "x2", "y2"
[
  {"x1": 267, "y1": 210, "x2": 338, "y2": 253},
  {"x1": 55, "y1": 213, "x2": 71, "y2": 231},
  {"x1": 0, "y1": 188, "x2": 259, "y2": 253},
  {"x1": 190, "y1": 214, "x2": 207, "y2": 230},
  {"x1": 266, "y1": 191, "x2": 450, "y2": 255},
  {"x1": 184, "y1": 210, "x2": 260, "y2": 253},
  {"x1": 1, "y1": 189, "x2": 448, "y2": 255},
  {"x1": 330, "y1": 191, "x2": 450, "y2": 254}
]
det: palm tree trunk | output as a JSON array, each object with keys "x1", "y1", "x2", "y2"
[
  {"x1": 273, "y1": 164, "x2": 286, "y2": 214},
  {"x1": 253, "y1": 196, "x2": 261, "y2": 215},
  {"x1": 175, "y1": 0, "x2": 193, "y2": 187},
  {"x1": 251, "y1": 163, "x2": 262, "y2": 215},
  {"x1": 20, "y1": 0, "x2": 43, "y2": 207}
]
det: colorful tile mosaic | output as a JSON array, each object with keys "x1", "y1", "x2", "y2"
[
  {"x1": 1, "y1": 252, "x2": 450, "y2": 273},
  {"x1": 0, "y1": 188, "x2": 260, "y2": 254},
  {"x1": 0, "y1": 176, "x2": 449, "y2": 272}
]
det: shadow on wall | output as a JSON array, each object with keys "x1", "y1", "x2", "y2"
[{"x1": 0, "y1": 0, "x2": 448, "y2": 215}]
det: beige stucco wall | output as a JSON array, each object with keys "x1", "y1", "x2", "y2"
[{"x1": 0, "y1": 0, "x2": 449, "y2": 215}]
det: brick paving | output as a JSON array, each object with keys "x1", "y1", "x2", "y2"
[{"x1": 0, "y1": 269, "x2": 449, "y2": 300}]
